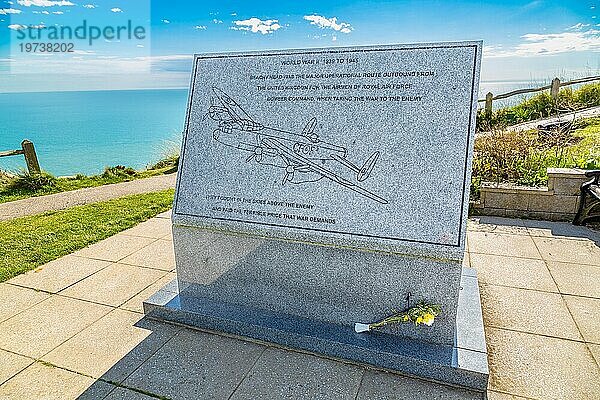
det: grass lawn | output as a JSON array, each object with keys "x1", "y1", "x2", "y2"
[
  {"x1": 0, "y1": 165, "x2": 175, "y2": 204},
  {"x1": 0, "y1": 189, "x2": 174, "y2": 283}
]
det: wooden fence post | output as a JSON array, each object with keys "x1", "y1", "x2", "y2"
[
  {"x1": 485, "y1": 92, "x2": 493, "y2": 115},
  {"x1": 551, "y1": 77, "x2": 561, "y2": 99},
  {"x1": 21, "y1": 140, "x2": 41, "y2": 174}
]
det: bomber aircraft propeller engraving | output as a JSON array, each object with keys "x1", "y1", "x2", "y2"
[{"x1": 203, "y1": 87, "x2": 388, "y2": 204}]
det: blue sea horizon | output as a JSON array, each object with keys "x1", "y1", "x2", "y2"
[
  {"x1": 0, "y1": 89, "x2": 188, "y2": 176},
  {"x1": 0, "y1": 81, "x2": 546, "y2": 176}
]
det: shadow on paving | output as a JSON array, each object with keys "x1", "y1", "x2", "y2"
[
  {"x1": 77, "y1": 317, "x2": 483, "y2": 400},
  {"x1": 476, "y1": 215, "x2": 600, "y2": 246}
]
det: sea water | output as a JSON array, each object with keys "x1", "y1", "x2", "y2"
[{"x1": 0, "y1": 89, "x2": 188, "y2": 176}]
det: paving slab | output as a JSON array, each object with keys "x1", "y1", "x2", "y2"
[
  {"x1": 0, "y1": 349, "x2": 33, "y2": 386},
  {"x1": 42, "y1": 309, "x2": 178, "y2": 380},
  {"x1": 485, "y1": 327, "x2": 600, "y2": 400},
  {"x1": 77, "y1": 380, "x2": 119, "y2": 400},
  {"x1": 121, "y1": 217, "x2": 172, "y2": 239},
  {"x1": 120, "y1": 239, "x2": 175, "y2": 271},
  {"x1": 533, "y1": 236, "x2": 600, "y2": 266},
  {"x1": 563, "y1": 295, "x2": 600, "y2": 345},
  {"x1": 485, "y1": 391, "x2": 529, "y2": 400},
  {"x1": 0, "y1": 362, "x2": 96, "y2": 400},
  {"x1": 60, "y1": 263, "x2": 166, "y2": 307},
  {"x1": 589, "y1": 344, "x2": 600, "y2": 368},
  {"x1": 156, "y1": 209, "x2": 172, "y2": 219},
  {"x1": 522, "y1": 219, "x2": 600, "y2": 241},
  {"x1": 103, "y1": 386, "x2": 158, "y2": 400},
  {"x1": 467, "y1": 232, "x2": 540, "y2": 259},
  {"x1": 0, "y1": 295, "x2": 111, "y2": 358},
  {"x1": 479, "y1": 284, "x2": 581, "y2": 341},
  {"x1": 546, "y1": 261, "x2": 600, "y2": 298},
  {"x1": 121, "y1": 272, "x2": 177, "y2": 314},
  {"x1": 0, "y1": 283, "x2": 49, "y2": 323},
  {"x1": 72, "y1": 235, "x2": 156, "y2": 263},
  {"x1": 469, "y1": 253, "x2": 558, "y2": 292},
  {"x1": 7, "y1": 255, "x2": 111, "y2": 294},
  {"x1": 230, "y1": 347, "x2": 363, "y2": 400},
  {"x1": 122, "y1": 328, "x2": 265, "y2": 400},
  {"x1": 468, "y1": 217, "x2": 529, "y2": 236},
  {"x1": 356, "y1": 370, "x2": 481, "y2": 400}
]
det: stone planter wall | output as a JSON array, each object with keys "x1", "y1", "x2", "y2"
[{"x1": 472, "y1": 168, "x2": 590, "y2": 221}]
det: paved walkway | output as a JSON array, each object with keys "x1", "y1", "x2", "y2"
[
  {"x1": 0, "y1": 214, "x2": 599, "y2": 399},
  {"x1": 0, "y1": 173, "x2": 177, "y2": 221},
  {"x1": 510, "y1": 105, "x2": 600, "y2": 132}
]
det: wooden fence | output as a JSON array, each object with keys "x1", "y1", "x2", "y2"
[
  {"x1": 478, "y1": 75, "x2": 600, "y2": 114},
  {"x1": 0, "y1": 140, "x2": 41, "y2": 174}
]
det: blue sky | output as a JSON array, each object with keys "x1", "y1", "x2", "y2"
[{"x1": 0, "y1": 0, "x2": 598, "y2": 92}]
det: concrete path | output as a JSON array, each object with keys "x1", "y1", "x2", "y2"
[
  {"x1": 0, "y1": 213, "x2": 599, "y2": 399},
  {"x1": 509, "y1": 105, "x2": 600, "y2": 132},
  {"x1": 0, "y1": 173, "x2": 176, "y2": 221}
]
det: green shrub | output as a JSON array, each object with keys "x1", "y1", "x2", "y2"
[
  {"x1": 471, "y1": 117, "x2": 600, "y2": 198},
  {"x1": 101, "y1": 165, "x2": 136, "y2": 179},
  {"x1": 149, "y1": 154, "x2": 179, "y2": 171},
  {"x1": 574, "y1": 82, "x2": 600, "y2": 107},
  {"x1": 7, "y1": 171, "x2": 57, "y2": 191}
]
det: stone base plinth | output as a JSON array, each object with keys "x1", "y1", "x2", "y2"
[{"x1": 143, "y1": 267, "x2": 489, "y2": 395}]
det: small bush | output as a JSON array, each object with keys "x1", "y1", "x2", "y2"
[
  {"x1": 574, "y1": 82, "x2": 600, "y2": 108},
  {"x1": 471, "y1": 117, "x2": 600, "y2": 198},
  {"x1": 149, "y1": 154, "x2": 179, "y2": 171},
  {"x1": 7, "y1": 171, "x2": 57, "y2": 191},
  {"x1": 102, "y1": 165, "x2": 136, "y2": 179}
]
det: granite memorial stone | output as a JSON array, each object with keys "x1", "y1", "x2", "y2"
[{"x1": 145, "y1": 41, "x2": 488, "y2": 395}]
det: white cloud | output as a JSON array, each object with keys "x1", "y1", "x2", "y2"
[
  {"x1": 517, "y1": 30, "x2": 600, "y2": 55},
  {"x1": 52, "y1": 10, "x2": 61, "y2": 14},
  {"x1": 17, "y1": 0, "x2": 74, "y2": 6},
  {"x1": 212, "y1": 18, "x2": 222, "y2": 24},
  {"x1": 232, "y1": 17, "x2": 281, "y2": 34},
  {"x1": 567, "y1": 22, "x2": 590, "y2": 31},
  {"x1": 303, "y1": 15, "x2": 352, "y2": 34},
  {"x1": 161, "y1": 19, "x2": 170, "y2": 24},
  {"x1": 110, "y1": 7, "x2": 121, "y2": 13},
  {"x1": 0, "y1": 7, "x2": 21, "y2": 14},
  {"x1": 82, "y1": 4, "x2": 96, "y2": 8},
  {"x1": 484, "y1": 29, "x2": 600, "y2": 58},
  {"x1": 194, "y1": 25, "x2": 206, "y2": 30},
  {"x1": 7, "y1": 23, "x2": 26, "y2": 29}
]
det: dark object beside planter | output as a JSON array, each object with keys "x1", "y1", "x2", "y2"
[{"x1": 573, "y1": 170, "x2": 600, "y2": 225}]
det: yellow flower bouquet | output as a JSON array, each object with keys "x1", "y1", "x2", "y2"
[{"x1": 354, "y1": 301, "x2": 441, "y2": 333}]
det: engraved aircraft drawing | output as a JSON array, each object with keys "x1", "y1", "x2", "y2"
[{"x1": 203, "y1": 87, "x2": 388, "y2": 204}]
